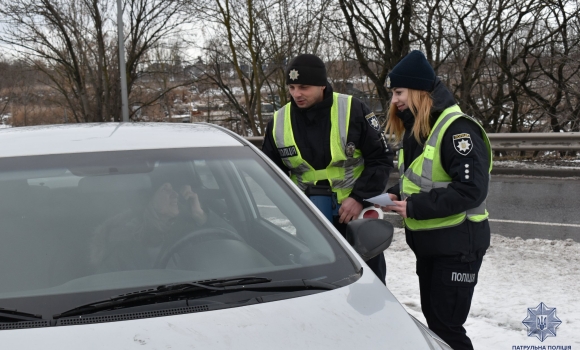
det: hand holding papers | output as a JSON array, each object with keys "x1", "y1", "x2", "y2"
[
  {"x1": 366, "y1": 193, "x2": 409, "y2": 219},
  {"x1": 364, "y1": 193, "x2": 397, "y2": 207}
]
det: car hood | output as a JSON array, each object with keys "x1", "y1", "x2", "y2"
[{"x1": 0, "y1": 273, "x2": 428, "y2": 349}]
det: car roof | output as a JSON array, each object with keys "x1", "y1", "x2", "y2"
[{"x1": 0, "y1": 123, "x2": 245, "y2": 158}]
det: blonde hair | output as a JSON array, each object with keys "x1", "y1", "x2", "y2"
[{"x1": 384, "y1": 89, "x2": 434, "y2": 144}]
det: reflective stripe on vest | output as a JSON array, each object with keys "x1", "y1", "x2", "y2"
[
  {"x1": 272, "y1": 93, "x2": 364, "y2": 203},
  {"x1": 399, "y1": 105, "x2": 493, "y2": 231}
]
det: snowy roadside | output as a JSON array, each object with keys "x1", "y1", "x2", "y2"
[
  {"x1": 384, "y1": 228, "x2": 580, "y2": 349},
  {"x1": 494, "y1": 159, "x2": 580, "y2": 170}
]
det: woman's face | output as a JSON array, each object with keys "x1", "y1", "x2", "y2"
[
  {"x1": 390, "y1": 88, "x2": 409, "y2": 111},
  {"x1": 151, "y1": 182, "x2": 180, "y2": 220}
]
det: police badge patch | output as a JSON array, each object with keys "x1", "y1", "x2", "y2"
[
  {"x1": 345, "y1": 142, "x2": 356, "y2": 157},
  {"x1": 288, "y1": 69, "x2": 299, "y2": 81},
  {"x1": 453, "y1": 133, "x2": 473, "y2": 155},
  {"x1": 365, "y1": 113, "x2": 381, "y2": 131}
]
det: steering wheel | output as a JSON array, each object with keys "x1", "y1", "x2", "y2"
[{"x1": 154, "y1": 227, "x2": 245, "y2": 269}]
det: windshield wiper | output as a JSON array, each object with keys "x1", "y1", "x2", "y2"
[
  {"x1": 159, "y1": 276, "x2": 336, "y2": 292},
  {"x1": 0, "y1": 308, "x2": 43, "y2": 322},
  {"x1": 53, "y1": 276, "x2": 336, "y2": 319}
]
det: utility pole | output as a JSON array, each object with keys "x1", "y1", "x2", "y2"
[{"x1": 117, "y1": 0, "x2": 129, "y2": 122}]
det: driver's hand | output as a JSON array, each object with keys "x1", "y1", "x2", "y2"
[{"x1": 179, "y1": 185, "x2": 207, "y2": 225}]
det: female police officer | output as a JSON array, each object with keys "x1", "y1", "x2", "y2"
[{"x1": 381, "y1": 50, "x2": 492, "y2": 350}]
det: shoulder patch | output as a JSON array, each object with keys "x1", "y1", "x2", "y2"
[
  {"x1": 365, "y1": 112, "x2": 381, "y2": 131},
  {"x1": 453, "y1": 133, "x2": 473, "y2": 155}
]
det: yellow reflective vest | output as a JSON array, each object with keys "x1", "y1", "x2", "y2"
[
  {"x1": 399, "y1": 105, "x2": 493, "y2": 230},
  {"x1": 272, "y1": 93, "x2": 364, "y2": 203}
]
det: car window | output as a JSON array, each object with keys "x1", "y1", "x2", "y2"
[
  {"x1": 193, "y1": 160, "x2": 219, "y2": 189},
  {"x1": 241, "y1": 172, "x2": 297, "y2": 235},
  {"x1": 0, "y1": 147, "x2": 358, "y2": 320}
]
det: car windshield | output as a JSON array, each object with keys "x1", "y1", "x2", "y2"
[{"x1": 0, "y1": 147, "x2": 358, "y2": 318}]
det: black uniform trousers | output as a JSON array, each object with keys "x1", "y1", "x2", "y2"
[
  {"x1": 334, "y1": 220, "x2": 387, "y2": 285},
  {"x1": 416, "y1": 255, "x2": 483, "y2": 350}
]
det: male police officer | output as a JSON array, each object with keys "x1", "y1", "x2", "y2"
[{"x1": 262, "y1": 54, "x2": 394, "y2": 284}]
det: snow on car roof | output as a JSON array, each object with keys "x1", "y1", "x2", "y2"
[{"x1": 0, "y1": 123, "x2": 244, "y2": 158}]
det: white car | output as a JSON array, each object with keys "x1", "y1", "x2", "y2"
[{"x1": 0, "y1": 123, "x2": 451, "y2": 349}]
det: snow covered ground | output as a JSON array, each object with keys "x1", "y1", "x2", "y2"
[{"x1": 384, "y1": 228, "x2": 580, "y2": 349}]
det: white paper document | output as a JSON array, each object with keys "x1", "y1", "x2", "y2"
[{"x1": 364, "y1": 193, "x2": 396, "y2": 207}]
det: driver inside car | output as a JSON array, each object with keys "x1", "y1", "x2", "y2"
[
  {"x1": 150, "y1": 182, "x2": 208, "y2": 227},
  {"x1": 90, "y1": 180, "x2": 229, "y2": 272}
]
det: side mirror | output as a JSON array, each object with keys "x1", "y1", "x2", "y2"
[{"x1": 346, "y1": 219, "x2": 394, "y2": 261}]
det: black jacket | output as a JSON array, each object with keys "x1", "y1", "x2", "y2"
[
  {"x1": 387, "y1": 79, "x2": 491, "y2": 260},
  {"x1": 262, "y1": 83, "x2": 394, "y2": 204}
]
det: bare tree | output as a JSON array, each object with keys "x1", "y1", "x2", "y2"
[
  {"x1": 332, "y1": 0, "x2": 579, "y2": 137},
  {"x1": 437, "y1": 0, "x2": 501, "y2": 130},
  {"x1": 129, "y1": 40, "x2": 200, "y2": 121},
  {"x1": 0, "y1": 0, "x2": 188, "y2": 123},
  {"x1": 0, "y1": 57, "x2": 14, "y2": 118},
  {"x1": 515, "y1": 0, "x2": 580, "y2": 132},
  {"x1": 186, "y1": 0, "x2": 331, "y2": 136},
  {"x1": 333, "y1": 0, "x2": 413, "y2": 114}
]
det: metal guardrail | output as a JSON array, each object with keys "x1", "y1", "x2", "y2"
[
  {"x1": 246, "y1": 133, "x2": 580, "y2": 151},
  {"x1": 245, "y1": 134, "x2": 580, "y2": 177},
  {"x1": 487, "y1": 132, "x2": 580, "y2": 151}
]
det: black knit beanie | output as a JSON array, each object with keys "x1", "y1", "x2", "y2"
[
  {"x1": 285, "y1": 54, "x2": 327, "y2": 86},
  {"x1": 387, "y1": 50, "x2": 436, "y2": 92}
]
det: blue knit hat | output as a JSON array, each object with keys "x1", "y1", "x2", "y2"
[{"x1": 387, "y1": 50, "x2": 436, "y2": 92}]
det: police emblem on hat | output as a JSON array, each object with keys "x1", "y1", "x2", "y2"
[
  {"x1": 386, "y1": 76, "x2": 391, "y2": 88},
  {"x1": 345, "y1": 142, "x2": 356, "y2": 157},
  {"x1": 365, "y1": 113, "x2": 381, "y2": 131},
  {"x1": 453, "y1": 133, "x2": 473, "y2": 155},
  {"x1": 289, "y1": 69, "x2": 299, "y2": 81}
]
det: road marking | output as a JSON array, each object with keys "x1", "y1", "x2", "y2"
[
  {"x1": 261, "y1": 207, "x2": 580, "y2": 228},
  {"x1": 488, "y1": 218, "x2": 580, "y2": 228},
  {"x1": 384, "y1": 212, "x2": 580, "y2": 228}
]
